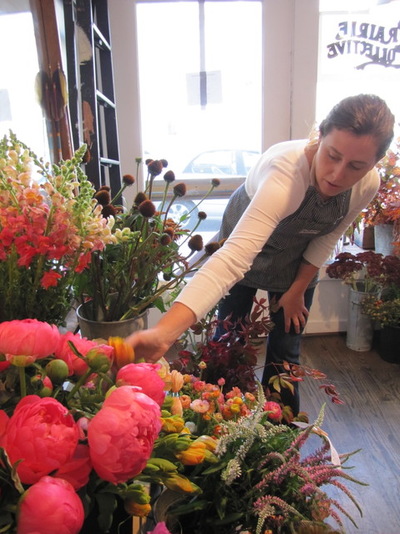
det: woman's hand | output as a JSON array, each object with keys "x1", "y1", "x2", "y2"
[
  {"x1": 125, "y1": 328, "x2": 172, "y2": 363},
  {"x1": 124, "y1": 302, "x2": 197, "y2": 363},
  {"x1": 276, "y1": 290, "x2": 309, "y2": 334}
]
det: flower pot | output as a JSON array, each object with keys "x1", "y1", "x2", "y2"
[
  {"x1": 346, "y1": 285, "x2": 376, "y2": 351},
  {"x1": 378, "y1": 325, "x2": 400, "y2": 363},
  {"x1": 374, "y1": 223, "x2": 395, "y2": 256},
  {"x1": 76, "y1": 302, "x2": 148, "y2": 340}
]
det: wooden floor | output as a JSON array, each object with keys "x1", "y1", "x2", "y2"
[{"x1": 284, "y1": 333, "x2": 400, "y2": 534}]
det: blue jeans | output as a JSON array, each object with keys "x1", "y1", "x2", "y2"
[{"x1": 215, "y1": 283, "x2": 315, "y2": 415}]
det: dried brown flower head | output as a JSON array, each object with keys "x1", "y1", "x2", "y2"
[
  {"x1": 205, "y1": 241, "x2": 221, "y2": 255},
  {"x1": 173, "y1": 183, "x2": 187, "y2": 197},
  {"x1": 134, "y1": 192, "x2": 148, "y2": 206},
  {"x1": 164, "y1": 170, "x2": 175, "y2": 183},
  {"x1": 160, "y1": 159, "x2": 168, "y2": 168},
  {"x1": 94, "y1": 189, "x2": 111, "y2": 206},
  {"x1": 160, "y1": 233, "x2": 172, "y2": 246},
  {"x1": 198, "y1": 211, "x2": 207, "y2": 220},
  {"x1": 138, "y1": 199, "x2": 156, "y2": 218},
  {"x1": 211, "y1": 178, "x2": 221, "y2": 187},
  {"x1": 147, "y1": 159, "x2": 164, "y2": 177},
  {"x1": 122, "y1": 174, "x2": 135, "y2": 186},
  {"x1": 188, "y1": 234, "x2": 203, "y2": 252},
  {"x1": 102, "y1": 204, "x2": 117, "y2": 218}
]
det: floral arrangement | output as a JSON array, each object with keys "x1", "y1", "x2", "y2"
[
  {"x1": 363, "y1": 134, "x2": 400, "y2": 228},
  {"x1": 75, "y1": 158, "x2": 222, "y2": 322},
  {"x1": 326, "y1": 250, "x2": 400, "y2": 294},
  {"x1": 0, "y1": 315, "x2": 360, "y2": 534},
  {"x1": 0, "y1": 133, "x2": 114, "y2": 326},
  {"x1": 163, "y1": 393, "x2": 363, "y2": 534},
  {"x1": 362, "y1": 134, "x2": 400, "y2": 252},
  {"x1": 76, "y1": 158, "x2": 219, "y2": 322}
]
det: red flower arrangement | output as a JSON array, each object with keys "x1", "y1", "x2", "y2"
[{"x1": 0, "y1": 133, "x2": 114, "y2": 326}]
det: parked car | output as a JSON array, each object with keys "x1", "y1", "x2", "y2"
[
  {"x1": 153, "y1": 149, "x2": 260, "y2": 231},
  {"x1": 182, "y1": 148, "x2": 260, "y2": 177}
]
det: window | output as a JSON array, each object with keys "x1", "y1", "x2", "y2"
[
  {"x1": 317, "y1": 0, "x2": 400, "y2": 130},
  {"x1": 0, "y1": 2, "x2": 49, "y2": 160},
  {"x1": 136, "y1": 0, "x2": 262, "y2": 174}
]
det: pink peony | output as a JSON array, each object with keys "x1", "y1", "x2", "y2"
[
  {"x1": 0, "y1": 319, "x2": 61, "y2": 366},
  {"x1": 116, "y1": 363, "x2": 166, "y2": 405},
  {"x1": 55, "y1": 331, "x2": 113, "y2": 376},
  {"x1": 0, "y1": 410, "x2": 9, "y2": 441},
  {"x1": 2, "y1": 396, "x2": 79, "y2": 484},
  {"x1": 54, "y1": 444, "x2": 92, "y2": 490},
  {"x1": 88, "y1": 386, "x2": 162, "y2": 484},
  {"x1": 17, "y1": 476, "x2": 84, "y2": 534},
  {"x1": 263, "y1": 401, "x2": 283, "y2": 421}
]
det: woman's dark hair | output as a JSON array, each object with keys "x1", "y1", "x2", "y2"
[{"x1": 319, "y1": 94, "x2": 395, "y2": 160}]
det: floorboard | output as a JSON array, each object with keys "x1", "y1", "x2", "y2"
[{"x1": 296, "y1": 334, "x2": 400, "y2": 534}]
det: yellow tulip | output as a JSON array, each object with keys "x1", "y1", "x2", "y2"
[{"x1": 107, "y1": 337, "x2": 135, "y2": 368}]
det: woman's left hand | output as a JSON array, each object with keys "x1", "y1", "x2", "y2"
[{"x1": 275, "y1": 291, "x2": 309, "y2": 334}]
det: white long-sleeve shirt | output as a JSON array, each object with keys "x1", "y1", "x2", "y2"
[{"x1": 176, "y1": 139, "x2": 379, "y2": 320}]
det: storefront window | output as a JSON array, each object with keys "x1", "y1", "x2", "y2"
[
  {"x1": 0, "y1": 3, "x2": 49, "y2": 160},
  {"x1": 317, "y1": 0, "x2": 400, "y2": 131}
]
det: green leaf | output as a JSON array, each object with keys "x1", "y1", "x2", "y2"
[{"x1": 95, "y1": 493, "x2": 117, "y2": 532}]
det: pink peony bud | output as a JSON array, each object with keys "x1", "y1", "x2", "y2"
[
  {"x1": 88, "y1": 386, "x2": 162, "y2": 484},
  {"x1": 2, "y1": 396, "x2": 79, "y2": 484},
  {"x1": 17, "y1": 476, "x2": 84, "y2": 534},
  {"x1": 116, "y1": 363, "x2": 166, "y2": 406},
  {"x1": 55, "y1": 332, "x2": 113, "y2": 376}
]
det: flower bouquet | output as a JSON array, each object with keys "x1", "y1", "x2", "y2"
[
  {"x1": 0, "y1": 318, "x2": 220, "y2": 534},
  {"x1": 0, "y1": 316, "x2": 362, "y2": 534},
  {"x1": 74, "y1": 158, "x2": 222, "y2": 322},
  {"x1": 148, "y1": 378, "x2": 363, "y2": 534},
  {"x1": 0, "y1": 133, "x2": 114, "y2": 326},
  {"x1": 363, "y1": 135, "x2": 400, "y2": 229}
]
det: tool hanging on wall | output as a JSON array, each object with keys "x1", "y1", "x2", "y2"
[{"x1": 35, "y1": 66, "x2": 69, "y2": 162}]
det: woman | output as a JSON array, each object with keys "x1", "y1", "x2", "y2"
[{"x1": 127, "y1": 94, "x2": 395, "y2": 413}]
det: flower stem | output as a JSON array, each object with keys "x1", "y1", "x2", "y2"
[
  {"x1": 19, "y1": 367, "x2": 27, "y2": 398},
  {"x1": 66, "y1": 369, "x2": 92, "y2": 402}
]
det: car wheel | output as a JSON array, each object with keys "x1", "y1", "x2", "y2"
[{"x1": 168, "y1": 200, "x2": 199, "y2": 229}]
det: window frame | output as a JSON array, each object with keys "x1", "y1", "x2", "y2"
[{"x1": 108, "y1": 0, "x2": 319, "y2": 206}]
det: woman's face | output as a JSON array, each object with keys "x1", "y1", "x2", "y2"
[{"x1": 314, "y1": 128, "x2": 379, "y2": 199}]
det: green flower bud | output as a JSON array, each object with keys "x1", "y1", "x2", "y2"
[
  {"x1": 45, "y1": 359, "x2": 69, "y2": 384},
  {"x1": 86, "y1": 349, "x2": 112, "y2": 373}
]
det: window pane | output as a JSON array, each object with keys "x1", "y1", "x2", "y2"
[
  {"x1": 0, "y1": 6, "x2": 49, "y2": 159},
  {"x1": 136, "y1": 0, "x2": 262, "y2": 176},
  {"x1": 317, "y1": 0, "x2": 400, "y2": 129}
]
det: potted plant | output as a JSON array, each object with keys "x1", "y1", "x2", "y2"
[
  {"x1": 362, "y1": 283, "x2": 400, "y2": 363},
  {"x1": 74, "y1": 158, "x2": 222, "y2": 338},
  {"x1": 326, "y1": 251, "x2": 400, "y2": 351},
  {"x1": 361, "y1": 134, "x2": 400, "y2": 256}
]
